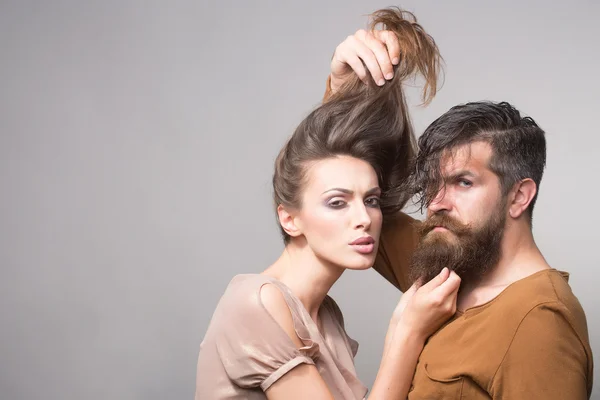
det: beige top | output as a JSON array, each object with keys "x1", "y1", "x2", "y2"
[{"x1": 195, "y1": 274, "x2": 368, "y2": 399}]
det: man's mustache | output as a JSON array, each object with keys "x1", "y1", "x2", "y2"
[{"x1": 419, "y1": 214, "x2": 472, "y2": 237}]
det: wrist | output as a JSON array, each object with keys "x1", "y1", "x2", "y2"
[
  {"x1": 397, "y1": 326, "x2": 426, "y2": 349},
  {"x1": 328, "y1": 74, "x2": 339, "y2": 93},
  {"x1": 384, "y1": 325, "x2": 425, "y2": 361},
  {"x1": 396, "y1": 316, "x2": 427, "y2": 344}
]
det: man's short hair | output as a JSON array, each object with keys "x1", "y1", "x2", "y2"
[{"x1": 413, "y1": 101, "x2": 546, "y2": 220}]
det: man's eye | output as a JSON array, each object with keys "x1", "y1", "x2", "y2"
[
  {"x1": 365, "y1": 197, "x2": 381, "y2": 207},
  {"x1": 458, "y1": 179, "x2": 472, "y2": 188}
]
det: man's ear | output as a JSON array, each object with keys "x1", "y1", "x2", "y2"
[
  {"x1": 277, "y1": 204, "x2": 302, "y2": 239},
  {"x1": 509, "y1": 178, "x2": 537, "y2": 219}
]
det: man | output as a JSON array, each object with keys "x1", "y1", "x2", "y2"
[{"x1": 324, "y1": 25, "x2": 593, "y2": 399}]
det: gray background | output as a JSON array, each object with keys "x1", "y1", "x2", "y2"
[{"x1": 1, "y1": 1, "x2": 598, "y2": 399}]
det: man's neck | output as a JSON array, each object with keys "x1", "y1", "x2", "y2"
[{"x1": 457, "y1": 222, "x2": 551, "y2": 312}]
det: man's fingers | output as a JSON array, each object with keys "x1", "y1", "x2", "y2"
[
  {"x1": 352, "y1": 38, "x2": 386, "y2": 86},
  {"x1": 363, "y1": 30, "x2": 395, "y2": 80},
  {"x1": 335, "y1": 52, "x2": 368, "y2": 83},
  {"x1": 343, "y1": 32, "x2": 386, "y2": 85},
  {"x1": 376, "y1": 30, "x2": 401, "y2": 66},
  {"x1": 331, "y1": 29, "x2": 399, "y2": 88}
]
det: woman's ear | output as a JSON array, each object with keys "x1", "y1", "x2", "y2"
[{"x1": 277, "y1": 204, "x2": 302, "y2": 238}]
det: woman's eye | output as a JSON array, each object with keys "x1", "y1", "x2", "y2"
[
  {"x1": 458, "y1": 179, "x2": 472, "y2": 188},
  {"x1": 328, "y1": 200, "x2": 346, "y2": 208},
  {"x1": 365, "y1": 197, "x2": 381, "y2": 207}
]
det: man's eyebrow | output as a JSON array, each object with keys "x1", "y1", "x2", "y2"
[{"x1": 445, "y1": 170, "x2": 477, "y2": 181}]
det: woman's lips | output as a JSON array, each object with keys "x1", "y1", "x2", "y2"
[{"x1": 349, "y1": 236, "x2": 375, "y2": 254}]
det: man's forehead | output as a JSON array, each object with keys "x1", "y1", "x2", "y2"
[{"x1": 439, "y1": 141, "x2": 493, "y2": 175}]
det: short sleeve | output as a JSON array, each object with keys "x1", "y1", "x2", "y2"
[
  {"x1": 374, "y1": 212, "x2": 421, "y2": 292},
  {"x1": 490, "y1": 302, "x2": 591, "y2": 399},
  {"x1": 215, "y1": 282, "x2": 318, "y2": 391},
  {"x1": 323, "y1": 296, "x2": 360, "y2": 358}
]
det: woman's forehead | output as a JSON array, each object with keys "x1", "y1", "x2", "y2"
[{"x1": 304, "y1": 156, "x2": 379, "y2": 193}]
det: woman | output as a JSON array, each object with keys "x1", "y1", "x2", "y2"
[{"x1": 195, "y1": 8, "x2": 459, "y2": 399}]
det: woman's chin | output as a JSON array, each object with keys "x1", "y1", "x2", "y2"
[{"x1": 341, "y1": 256, "x2": 376, "y2": 271}]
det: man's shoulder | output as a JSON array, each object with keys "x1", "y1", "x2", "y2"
[
  {"x1": 502, "y1": 269, "x2": 583, "y2": 314},
  {"x1": 495, "y1": 269, "x2": 589, "y2": 338},
  {"x1": 486, "y1": 269, "x2": 594, "y2": 399}
]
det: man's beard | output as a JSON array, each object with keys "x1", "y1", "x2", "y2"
[{"x1": 410, "y1": 201, "x2": 507, "y2": 286}]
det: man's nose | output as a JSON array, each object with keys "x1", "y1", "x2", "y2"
[{"x1": 428, "y1": 186, "x2": 451, "y2": 214}]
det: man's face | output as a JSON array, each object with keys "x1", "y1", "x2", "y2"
[{"x1": 411, "y1": 141, "x2": 508, "y2": 284}]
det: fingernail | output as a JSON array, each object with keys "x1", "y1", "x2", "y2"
[
  {"x1": 392, "y1": 57, "x2": 399, "y2": 65},
  {"x1": 378, "y1": 79, "x2": 385, "y2": 86},
  {"x1": 385, "y1": 72, "x2": 393, "y2": 80}
]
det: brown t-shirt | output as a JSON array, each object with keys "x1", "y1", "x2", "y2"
[
  {"x1": 323, "y1": 79, "x2": 593, "y2": 398},
  {"x1": 408, "y1": 269, "x2": 593, "y2": 399},
  {"x1": 371, "y1": 215, "x2": 593, "y2": 398}
]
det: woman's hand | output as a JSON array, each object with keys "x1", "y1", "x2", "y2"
[
  {"x1": 374, "y1": 268, "x2": 459, "y2": 399},
  {"x1": 396, "y1": 268, "x2": 461, "y2": 340},
  {"x1": 391, "y1": 281, "x2": 418, "y2": 325}
]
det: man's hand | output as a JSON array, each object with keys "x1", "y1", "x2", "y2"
[{"x1": 330, "y1": 29, "x2": 401, "y2": 93}]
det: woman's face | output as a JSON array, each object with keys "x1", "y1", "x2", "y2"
[{"x1": 293, "y1": 155, "x2": 383, "y2": 270}]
